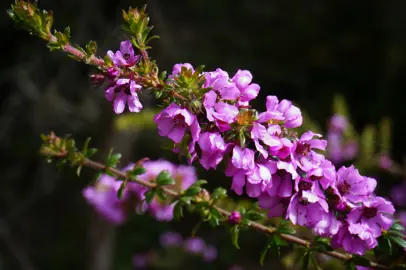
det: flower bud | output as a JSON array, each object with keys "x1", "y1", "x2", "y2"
[{"x1": 228, "y1": 211, "x2": 241, "y2": 225}]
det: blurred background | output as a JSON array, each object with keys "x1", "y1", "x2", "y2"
[{"x1": 1, "y1": 0, "x2": 406, "y2": 269}]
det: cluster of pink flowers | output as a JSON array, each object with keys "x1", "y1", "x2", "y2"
[
  {"x1": 132, "y1": 231, "x2": 219, "y2": 268},
  {"x1": 100, "y1": 41, "x2": 397, "y2": 256},
  {"x1": 83, "y1": 160, "x2": 197, "y2": 224},
  {"x1": 152, "y1": 63, "x2": 396, "y2": 255}
]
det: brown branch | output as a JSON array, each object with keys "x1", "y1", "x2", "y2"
[
  {"x1": 45, "y1": 153, "x2": 387, "y2": 269},
  {"x1": 47, "y1": 35, "x2": 105, "y2": 68}
]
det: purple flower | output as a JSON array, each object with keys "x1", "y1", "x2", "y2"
[
  {"x1": 198, "y1": 132, "x2": 228, "y2": 170},
  {"x1": 173, "y1": 165, "x2": 198, "y2": 190},
  {"x1": 286, "y1": 192, "x2": 329, "y2": 228},
  {"x1": 184, "y1": 237, "x2": 205, "y2": 254},
  {"x1": 258, "y1": 96, "x2": 302, "y2": 128},
  {"x1": 231, "y1": 69, "x2": 260, "y2": 102},
  {"x1": 313, "y1": 212, "x2": 342, "y2": 237},
  {"x1": 149, "y1": 201, "x2": 175, "y2": 221},
  {"x1": 203, "y1": 245, "x2": 217, "y2": 262},
  {"x1": 334, "y1": 166, "x2": 377, "y2": 204},
  {"x1": 347, "y1": 196, "x2": 395, "y2": 237},
  {"x1": 379, "y1": 154, "x2": 393, "y2": 170},
  {"x1": 304, "y1": 159, "x2": 336, "y2": 190},
  {"x1": 331, "y1": 224, "x2": 378, "y2": 255},
  {"x1": 83, "y1": 174, "x2": 127, "y2": 224},
  {"x1": 172, "y1": 63, "x2": 195, "y2": 75},
  {"x1": 136, "y1": 160, "x2": 197, "y2": 222},
  {"x1": 329, "y1": 114, "x2": 348, "y2": 133},
  {"x1": 250, "y1": 123, "x2": 281, "y2": 158},
  {"x1": 154, "y1": 103, "x2": 200, "y2": 144},
  {"x1": 259, "y1": 194, "x2": 291, "y2": 218},
  {"x1": 294, "y1": 131, "x2": 327, "y2": 171},
  {"x1": 391, "y1": 182, "x2": 406, "y2": 207},
  {"x1": 204, "y1": 69, "x2": 240, "y2": 101},
  {"x1": 211, "y1": 102, "x2": 239, "y2": 132},
  {"x1": 231, "y1": 146, "x2": 255, "y2": 171},
  {"x1": 107, "y1": 40, "x2": 139, "y2": 67},
  {"x1": 229, "y1": 211, "x2": 242, "y2": 224},
  {"x1": 132, "y1": 253, "x2": 149, "y2": 268},
  {"x1": 105, "y1": 79, "x2": 142, "y2": 114},
  {"x1": 160, "y1": 231, "x2": 183, "y2": 248}
]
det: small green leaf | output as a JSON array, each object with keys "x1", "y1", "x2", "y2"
[
  {"x1": 131, "y1": 166, "x2": 146, "y2": 176},
  {"x1": 212, "y1": 187, "x2": 227, "y2": 200},
  {"x1": 144, "y1": 190, "x2": 155, "y2": 203},
  {"x1": 278, "y1": 226, "x2": 296, "y2": 235},
  {"x1": 156, "y1": 170, "x2": 174, "y2": 186},
  {"x1": 259, "y1": 244, "x2": 270, "y2": 266},
  {"x1": 239, "y1": 131, "x2": 246, "y2": 148},
  {"x1": 390, "y1": 236, "x2": 406, "y2": 249},
  {"x1": 184, "y1": 186, "x2": 201, "y2": 197},
  {"x1": 391, "y1": 222, "x2": 405, "y2": 232},
  {"x1": 156, "y1": 188, "x2": 167, "y2": 201},
  {"x1": 117, "y1": 182, "x2": 126, "y2": 199},
  {"x1": 173, "y1": 202, "x2": 183, "y2": 220},
  {"x1": 76, "y1": 165, "x2": 82, "y2": 176},
  {"x1": 230, "y1": 225, "x2": 240, "y2": 249},
  {"x1": 245, "y1": 211, "x2": 264, "y2": 221},
  {"x1": 302, "y1": 251, "x2": 310, "y2": 270}
]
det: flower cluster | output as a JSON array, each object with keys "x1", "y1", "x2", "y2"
[
  {"x1": 132, "y1": 231, "x2": 220, "y2": 268},
  {"x1": 152, "y1": 63, "x2": 396, "y2": 255},
  {"x1": 83, "y1": 160, "x2": 197, "y2": 223},
  {"x1": 104, "y1": 40, "x2": 143, "y2": 114}
]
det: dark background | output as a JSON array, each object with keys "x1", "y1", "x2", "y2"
[{"x1": 0, "y1": 0, "x2": 405, "y2": 269}]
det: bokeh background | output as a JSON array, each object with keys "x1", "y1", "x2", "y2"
[{"x1": 1, "y1": 0, "x2": 406, "y2": 269}]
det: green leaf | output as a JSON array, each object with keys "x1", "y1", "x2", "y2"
[
  {"x1": 131, "y1": 166, "x2": 146, "y2": 176},
  {"x1": 245, "y1": 211, "x2": 264, "y2": 221},
  {"x1": 377, "y1": 235, "x2": 392, "y2": 256},
  {"x1": 156, "y1": 188, "x2": 167, "y2": 201},
  {"x1": 156, "y1": 170, "x2": 174, "y2": 186},
  {"x1": 230, "y1": 225, "x2": 240, "y2": 249},
  {"x1": 144, "y1": 190, "x2": 155, "y2": 203},
  {"x1": 278, "y1": 226, "x2": 296, "y2": 235},
  {"x1": 259, "y1": 244, "x2": 270, "y2": 266},
  {"x1": 76, "y1": 165, "x2": 82, "y2": 176},
  {"x1": 239, "y1": 131, "x2": 246, "y2": 148},
  {"x1": 391, "y1": 222, "x2": 405, "y2": 232},
  {"x1": 85, "y1": 40, "x2": 97, "y2": 55},
  {"x1": 302, "y1": 251, "x2": 310, "y2": 270},
  {"x1": 313, "y1": 236, "x2": 333, "y2": 252},
  {"x1": 184, "y1": 186, "x2": 202, "y2": 197},
  {"x1": 211, "y1": 187, "x2": 227, "y2": 200},
  {"x1": 344, "y1": 261, "x2": 356, "y2": 270},
  {"x1": 117, "y1": 182, "x2": 126, "y2": 199},
  {"x1": 173, "y1": 202, "x2": 183, "y2": 220},
  {"x1": 390, "y1": 236, "x2": 406, "y2": 249}
]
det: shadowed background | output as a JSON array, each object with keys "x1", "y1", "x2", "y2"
[{"x1": 1, "y1": 0, "x2": 406, "y2": 269}]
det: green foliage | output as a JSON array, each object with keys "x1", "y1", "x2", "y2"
[{"x1": 121, "y1": 5, "x2": 159, "y2": 51}]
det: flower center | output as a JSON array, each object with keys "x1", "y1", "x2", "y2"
[
  {"x1": 363, "y1": 207, "x2": 378, "y2": 218},
  {"x1": 310, "y1": 175, "x2": 323, "y2": 181},
  {"x1": 298, "y1": 181, "x2": 312, "y2": 191},
  {"x1": 173, "y1": 115, "x2": 187, "y2": 128},
  {"x1": 338, "y1": 181, "x2": 351, "y2": 195},
  {"x1": 296, "y1": 142, "x2": 311, "y2": 156},
  {"x1": 299, "y1": 197, "x2": 310, "y2": 205},
  {"x1": 280, "y1": 197, "x2": 291, "y2": 205},
  {"x1": 123, "y1": 53, "x2": 131, "y2": 60}
]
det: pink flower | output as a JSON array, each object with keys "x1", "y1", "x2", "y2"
[
  {"x1": 204, "y1": 69, "x2": 240, "y2": 101},
  {"x1": 331, "y1": 224, "x2": 378, "y2": 255},
  {"x1": 231, "y1": 69, "x2": 260, "y2": 102},
  {"x1": 105, "y1": 79, "x2": 142, "y2": 114},
  {"x1": 294, "y1": 131, "x2": 327, "y2": 171},
  {"x1": 347, "y1": 196, "x2": 395, "y2": 237},
  {"x1": 198, "y1": 132, "x2": 228, "y2": 170},
  {"x1": 334, "y1": 166, "x2": 377, "y2": 204},
  {"x1": 107, "y1": 40, "x2": 139, "y2": 67},
  {"x1": 154, "y1": 103, "x2": 200, "y2": 144},
  {"x1": 258, "y1": 96, "x2": 302, "y2": 128}
]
